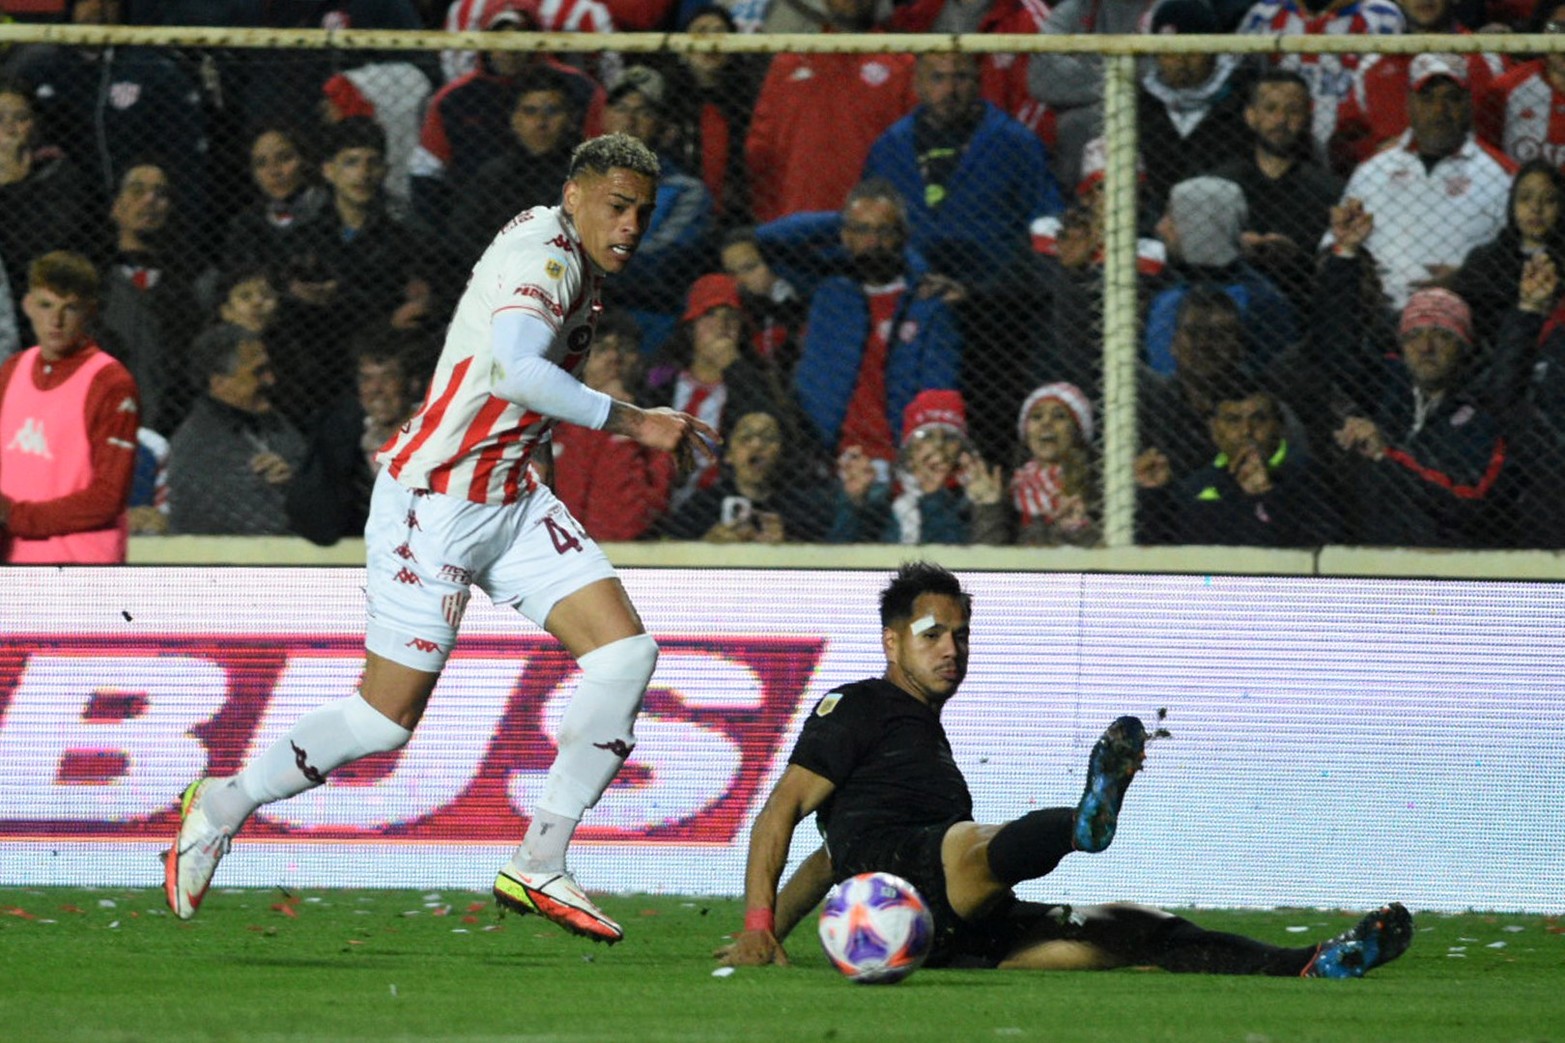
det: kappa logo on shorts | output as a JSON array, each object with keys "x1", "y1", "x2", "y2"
[
  {"x1": 405, "y1": 637, "x2": 445, "y2": 655},
  {"x1": 442, "y1": 591, "x2": 471, "y2": 629},
  {"x1": 394, "y1": 542, "x2": 416, "y2": 561},
  {"x1": 393, "y1": 567, "x2": 422, "y2": 586},
  {"x1": 815, "y1": 693, "x2": 842, "y2": 717},
  {"x1": 438, "y1": 564, "x2": 473, "y2": 585}
]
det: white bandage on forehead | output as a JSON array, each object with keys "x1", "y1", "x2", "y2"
[{"x1": 909, "y1": 614, "x2": 938, "y2": 636}]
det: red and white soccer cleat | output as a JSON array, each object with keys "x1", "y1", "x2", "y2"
[
  {"x1": 163, "y1": 779, "x2": 232, "y2": 920},
  {"x1": 493, "y1": 866, "x2": 624, "y2": 944}
]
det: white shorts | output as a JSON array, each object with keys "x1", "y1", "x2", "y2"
[{"x1": 363, "y1": 468, "x2": 618, "y2": 671}]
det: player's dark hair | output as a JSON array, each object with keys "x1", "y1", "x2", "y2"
[
  {"x1": 569, "y1": 133, "x2": 659, "y2": 182},
  {"x1": 844, "y1": 177, "x2": 908, "y2": 230},
  {"x1": 321, "y1": 116, "x2": 386, "y2": 161},
  {"x1": 512, "y1": 64, "x2": 575, "y2": 105},
  {"x1": 1248, "y1": 68, "x2": 1311, "y2": 107},
  {"x1": 879, "y1": 561, "x2": 971, "y2": 629},
  {"x1": 28, "y1": 250, "x2": 99, "y2": 300},
  {"x1": 720, "y1": 225, "x2": 759, "y2": 252},
  {"x1": 594, "y1": 307, "x2": 643, "y2": 349},
  {"x1": 190, "y1": 322, "x2": 261, "y2": 383}
]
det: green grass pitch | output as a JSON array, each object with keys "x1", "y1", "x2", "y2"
[{"x1": 2, "y1": 887, "x2": 1561, "y2": 1042}]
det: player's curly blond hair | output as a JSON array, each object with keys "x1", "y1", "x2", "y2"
[{"x1": 568, "y1": 133, "x2": 660, "y2": 183}]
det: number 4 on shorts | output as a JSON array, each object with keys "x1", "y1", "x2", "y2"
[{"x1": 544, "y1": 513, "x2": 584, "y2": 555}]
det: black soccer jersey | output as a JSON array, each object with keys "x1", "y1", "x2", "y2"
[{"x1": 788, "y1": 677, "x2": 973, "y2": 877}]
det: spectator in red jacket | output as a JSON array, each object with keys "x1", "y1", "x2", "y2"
[
  {"x1": 744, "y1": 0, "x2": 915, "y2": 221},
  {"x1": 549, "y1": 310, "x2": 675, "y2": 541}
]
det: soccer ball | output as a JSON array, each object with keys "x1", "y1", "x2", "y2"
[{"x1": 817, "y1": 871, "x2": 934, "y2": 984}]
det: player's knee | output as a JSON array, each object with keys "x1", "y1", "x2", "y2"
[
  {"x1": 580, "y1": 632, "x2": 658, "y2": 688},
  {"x1": 559, "y1": 633, "x2": 659, "y2": 744},
  {"x1": 342, "y1": 694, "x2": 414, "y2": 756}
]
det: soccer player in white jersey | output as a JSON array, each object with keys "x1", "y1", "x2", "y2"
[{"x1": 165, "y1": 133, "x2": 718, "y2": 945}]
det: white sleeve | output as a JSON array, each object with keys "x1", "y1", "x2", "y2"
[{"x1": 490, "y1": 309, "x2": 615, "y2": 430}]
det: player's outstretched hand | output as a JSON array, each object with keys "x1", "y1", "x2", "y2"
[
  {"x1": 714, "y1": 928, "x2": 791, "y2": 967},
  {"x1": 616, "y1": 405, "x2": 720, "y2": 471}
]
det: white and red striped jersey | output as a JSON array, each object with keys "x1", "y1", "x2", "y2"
[
  {"x1": 441, "y1": 0, "x2": 617, "y2": 83},
  {"x1": 1237, "y1": 0, "x2": 1405, "y2": 149},
  {"x1": 379, "y1": 205, "x2": 604, "y2": 505},
  {"x1": 1478, "y1": 60, "x2": 1565, "y2": 169}
]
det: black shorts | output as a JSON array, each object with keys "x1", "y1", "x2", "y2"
[{"x1": 833, "y1": 819, "x2": 1080, "y2": 969}]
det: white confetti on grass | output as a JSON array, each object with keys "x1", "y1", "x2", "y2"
[
  {"x1": 1486, "y1": 941, "x2": 1507, "y2": 949},
  {"x1": 1284, "y1": 926, "x2": 1309, "y2": 933},
  {"x1": 711, "y1": 967, "x2": 735, "y2": 978}
]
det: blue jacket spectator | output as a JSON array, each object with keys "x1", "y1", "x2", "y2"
[{"x1": 864, "y1": 80, "x2": 1062, "y2": 294}]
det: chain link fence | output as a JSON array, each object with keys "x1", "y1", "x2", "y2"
[{"x1": 0, "y1": 22, "x2": 1559, "y2": 549}]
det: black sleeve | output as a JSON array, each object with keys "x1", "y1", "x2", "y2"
[{"x1": 788, "y1": 688, "x2": 876, "y2": 786}]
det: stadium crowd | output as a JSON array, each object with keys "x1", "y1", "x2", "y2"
[{"x1": 5, "y1": 0, "x2": 1565, "y2": 557}]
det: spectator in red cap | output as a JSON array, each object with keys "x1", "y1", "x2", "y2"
[
  {"x1": 643, "y1": 272, "x2": 803, "y2": 508},
  {"x1": 1329, "y1": 264, "x2": 1518, "y2": 546},
  {"x1": 970, "y1": 381, "x2": 1100, "y2": 546},
  {"x1": 829, "y1": 388, "x2": 993, "y2": 544}
]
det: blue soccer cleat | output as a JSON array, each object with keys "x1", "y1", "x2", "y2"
[
  {"x1": 1303, "y1": 903, "x2": 1414, "y2": 978},
  {"x1": 1073, "y1": 715, "x2": 1147, "y2": 853}
]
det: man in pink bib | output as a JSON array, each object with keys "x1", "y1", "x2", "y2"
[{"x1": 0, "y1": 251, "x2": 140, "y2": 564}]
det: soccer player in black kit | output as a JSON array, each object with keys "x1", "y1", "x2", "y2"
[{"x1": 719, "y1": 561, "x2": 1412, "y2": 977}]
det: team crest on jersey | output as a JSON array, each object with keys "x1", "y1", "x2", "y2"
[
  {"x1": 814, "y1": 693, "x2": 842, "y2": 717},
  {"x1": 442, "y1": 591, "x2": 471, "y2": 629},
  {"x1": 544, "y1": 258, "x2": 565, "y2": 279}
]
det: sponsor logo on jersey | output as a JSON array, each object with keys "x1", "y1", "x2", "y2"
[
  {"x1": 544, "y1": 258, "x2": 565, "y2": 279},
  {"x1": 501, "y1": 211, "x2": 537, "y2": 233},
  {"x1": 5, "y1": 418, "x2": 51, "y2": 460},
  {"x1": 394, "y1": 567, "x2": 422, "y2": 586},
  {"x1": 513, "y1": 284, "x2": 563, "y2": 318},
  {"x1": 405, "y1": 637, "x2": 445, "y2": 655},
  {"x1": 438, "y1": 564, "x2": 473, "y2": 585},
  {"x1": 394, "y1": 542, "x2": 416, "y2": 561},
  {"x1": 546, "y1": 234, "x2": 575, "y2": 254}
]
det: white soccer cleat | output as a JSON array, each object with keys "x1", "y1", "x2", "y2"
[
  {"x1": 493, "y1": 865, "x2": 624, "y2": 944},
  {"x1": 163, "y1": 779, "x2": 232, "y2": 920}
]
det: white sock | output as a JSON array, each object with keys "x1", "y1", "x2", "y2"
[
  {"x1": 211, "y1": 694, "x2": 411, "y2": 832},
  {"x1": 514, "y1": 634, "x2": 656, "y2": 871},
  {"x1": 511, "y1": 809, "x2": 578, "y2": 873}
]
